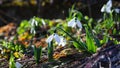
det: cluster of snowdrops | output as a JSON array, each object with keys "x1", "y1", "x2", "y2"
[{"x1": 0, "y1": 0, "x2": 120, "y2": 68}]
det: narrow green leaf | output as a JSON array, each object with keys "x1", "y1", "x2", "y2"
[
  {"x1": 33, "y1": 46, "x2": 42, "y2": 64},
  {"x1": 85, "y1": 25, "x2": 97, "y2": 53},
  {"x1": 9, "y1": 53, "x2": 16, "y2": 68},
  {"x1": 48, "y1": 42, "x2": 53, "y2": 62},
  {"x1": 73, "y1": 42, "x2": 81, "y2": 50}
]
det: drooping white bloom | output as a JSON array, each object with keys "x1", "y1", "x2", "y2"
[
  {"x1": 114, "y1": 8, "x2": 120, "y2": 13},
  {"x1": 46, "y1": 33, "x2": 60, "y2": 43},
  {"x1": 46, "y1": 33, "x2": 66, "y2": 46},
  {"x1": 101, "y1": 0, "x2": 112, "y2": 13},
  {"x1": 29, "y1": 18, "x2": 38, "y2": 34},
  {"x1": 30, "y1": 28, "x2": 36, "y2": 34},
  {"x1": 68, "y1": 17, "x2": 82, "y2": 29},
  {"x1": 15, "y1": 62, "x2": 23, "y2": 68},
  {"x1": 58, "y1": 36, "x2": 66, "y2": 46},
  {"x1": 31, "y1": 18, "x2": 38, "y2": 26}
]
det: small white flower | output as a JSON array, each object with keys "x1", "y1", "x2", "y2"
[
  {"x1": 46, "y1": 33, "x2": 61, "y2": 44},
  {"x1": 68, "y1": 17, "x2": 82, "y2": 29},
  {"x1": 101, "y1": 0, "x2": 112, "y2": 13},
  {"x1": 15, "y1": 62, "x2": 23, "y2": 68},
  {"x1": 114, "y1": 8, "x2": 120, "y2": 13},
  {"x1": 31, "y1": 18, "x2": 38, "y2": 26},
  {"x1": 30, "y1": 28, "x2": 36, "y2": 34},
  {"x1": 58, "y1": 36, "x2": 66, "y2": 46},
  {"x1": 29, "y1": 18, "x2": 38, "y2": 34},
  {"x1": 46, "y1": 33, "x2": 66, "y2": 46}
]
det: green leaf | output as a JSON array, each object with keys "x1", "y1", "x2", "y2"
[
  {"x1": 85, "y1": 25, "x2": 97, "y2": 53},
  {"x1": 94, "y1": 37, "x2": 101, "y2": 47},
  {"x1": 33, "y1": 46, "x2": 42, "y2": 64},
  {"x1": 48, "y1": 42, "x2": 53, "y2": 62},
  {"x1": 73, "y1": 42, "x2": 81, "y2": 50},
  {"x1": 17, "y1": 20, "x2": 30, "y2": 35},
  {"x1": 9, "y1": 53, "x2": 16, "y2": 68},
  {"x1": 101, "y1": 34, "x2": 109, "y2": 44}
]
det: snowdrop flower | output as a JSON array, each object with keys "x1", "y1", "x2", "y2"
[
  {"x1": 46, "y1": 33, "x2": 60, "y2": 43},
  {"x1": 15, "y1": 62, "x2": 23, "y2": 68},
  {"x1": 41, "y1": 19, "x2": 46, "y2": 26},
  {"x1": 114, "y1": 8, "x2": 120, "y2": 13},
  {"x1": 31, "y1": 18, "x2": 38, "y2": 26},
  {"x1": 29, "y1": 18, "x2": 38, "y2": 34},
  {"x1": 30, "y1": 28, "x2": 36, "y2": 34},
  {"x1": 68, "y1": 17, "x2": 82, "y2": 29},
  {"x1": 101, "y1": 0, "x2": 112, "y2": 13},
  {"x1": 46, "y1": 33, "x2": 66, "y2": 46},
  {"x1": 58, "y1": 36, "x2": 66, "y2": 46}
]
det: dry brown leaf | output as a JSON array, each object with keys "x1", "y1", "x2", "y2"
[
  {"x1": 53, "y1": 48, "x2": 78, "y2": 59},
  {"x1": 0, "y1": 23, "x2": 16, "y2": 34}
]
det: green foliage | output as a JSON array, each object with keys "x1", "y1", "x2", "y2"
[
  {"x1": 73, "y1": 41, "x2": 86, "y2": 51},
  {"x1": 33, "y1": 45, "x2": 42, "y2": 64},
  {"x1": 100, "y1": 33, "x2": 109, "y2": 45},
  {"x1": 57, "y1": 27, "x2": 87, "y2": 50},
  {"x1": 84, "y1": 16, "x2": 94, "y2": 29},
  {"x1": 48, "y1": 23, "x2": 97, "y2": 54},
  {"x1": 1, "y1": 41, "x2": 25, "y2": 52},
  {"x1": 17, "y1": 20, "x2": 30, "y2": 35},
  {"x1": 68, "y1": 5, "x2": 83, "y2": 21},
  {"x1": 58, "y1": 26, "x2": 98, "y2": 53},
  {"x1": 85, "y1": 25, "x2": 97, "y2": 53},
  {"x1": 17, "y1": 16, "x2": 47, "y2": 35},
  {"x1": 9, "y1": 53, "x2": 16, "y2": 68}
]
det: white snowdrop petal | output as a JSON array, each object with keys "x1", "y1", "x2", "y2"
[
  {"x1": 58, "y1": 36, "x2": 63, "y2": 46},
  {"x1": 0, "y1": 47, "x2": 2, "y2": 50},
  {"x1": 106, "y1": 7, "x2": 111, "y2": 13},
  {"x1": 101, "y1": 0, "x2": 112, "y2": 13},
  {"x1": 115, "y1": 8, "x2": 120, "y2": 13},
  {"x1": 30, "y1": 28, "x2": 33, "y2": 33},
  {"x1": 33, "y1": 30, "x2": 36, "y2": 34},
  {"x1": 101, "y1": 5, "x2": 105, "y2": 12},
  {"x1": 68, "y1": 18, "x2": 76, "y2": 28},
  {"x1": 54, "y1": 34, "x2": 61, "y2": 44},
  {"x1": 61, "y1": 39, "x2": 66, "y2": 46},
  {"x1": 58, "y1": 36, "x2": 66, "y2": 47},
  {"x1": 42, "y1": 19, "x2": 46, "y2": 26},
  {"x1": 46, "y1": 34, "x2": 54, "y2": 43},
  {"x1": 35, "y1": 20, "x2": 38, "y2": 26},
  {"x1": 106, "y1": 0, "x2": 112, "y2": 8},
  {"x1": 76, "y1": 20, "x2": 82, "y2": 29},
  {"x1": 31, "y1": 19, "x2": 35, "y2": 26},
  {"x1": 30, "y1": 28, "x2": 36, "y2": 34},
  {"x1": 15, "y1": 62, "x2": 23, "y2": 68}
]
